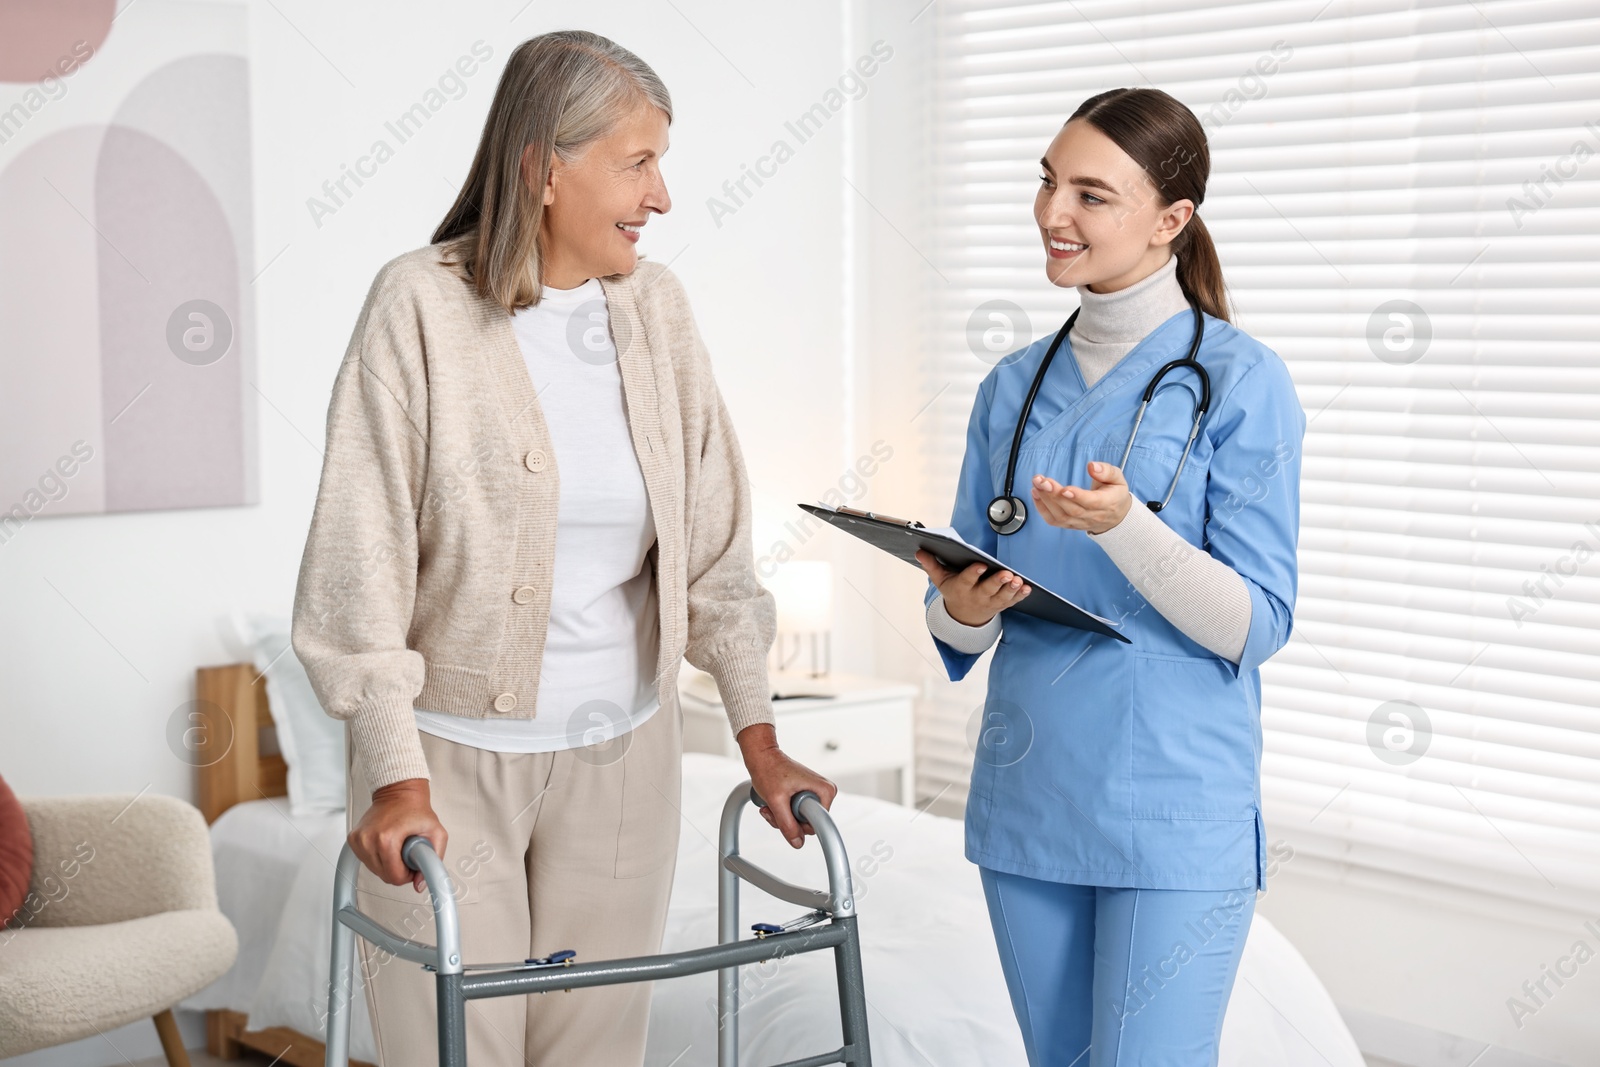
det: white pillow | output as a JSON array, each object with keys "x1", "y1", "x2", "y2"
[{"x1": 229, "y1": 609, "x2": 347, "y2": 815}]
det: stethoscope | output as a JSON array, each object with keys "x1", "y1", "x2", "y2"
[{"x1": 987, "y1": 299, "x2": 1211, "y2": 534}]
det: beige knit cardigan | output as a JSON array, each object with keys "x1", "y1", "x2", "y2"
[{"x1": 290, "y1": 245, "x2": 777, "y2": 791}]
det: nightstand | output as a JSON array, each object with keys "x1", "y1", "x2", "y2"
[{"x1": 678, "y1": 668, "x2": 917, "y2": 807}]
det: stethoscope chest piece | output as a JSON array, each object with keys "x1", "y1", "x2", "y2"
[{"x1": 987, "y1": 495, "x2": 1027, "y2": 535}]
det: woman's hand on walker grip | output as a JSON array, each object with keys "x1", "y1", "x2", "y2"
[
  {"x1": 1032, "y1": 461, "x2": 1133, "y2": 535},
  {"x1": 349, "y1": 777, "x2": 448, "y2": 892},
  {"x1": 915, "y1": 549, "x2": 1030, "y2": 627},
  {"x1": 737, "y1": 723, "x2": 838, "y2": 849}
]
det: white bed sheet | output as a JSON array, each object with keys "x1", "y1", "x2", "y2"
[
  {"x1": 181, "y1": 795, "x2": 344, "y2": 1014},
  {"x1": 204, "y1": 754, "x2": 1363, "y2": 1067}
]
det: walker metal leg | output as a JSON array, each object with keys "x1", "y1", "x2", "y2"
[
  {"x1": 833, "y1": 916, "x2": 871, "y2": 1066},
  {"x1": 718, "y1": 785, "x2": 744, "y2": 1067},
  {"x1": 716, "y1": 784, "x2": 872, "y2": 1067},
  {"x1": 437, "y1": 972, "x2": 466, "y2": 1067},
  {"x1": 324, "y1": 848, "x2": 361, "y2": 1067}
]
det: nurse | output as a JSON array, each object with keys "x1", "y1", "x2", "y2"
[{"x1": 915, "y1": 87, "x2": 1305, "y2": 1065}]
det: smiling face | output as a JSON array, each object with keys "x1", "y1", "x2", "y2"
[
  {"x1": 533, "y1": 100, "x2": 671, "y2": 289},
  {"x1": 1034, "y1": 118, "x2": 1195, "y2": 294}
]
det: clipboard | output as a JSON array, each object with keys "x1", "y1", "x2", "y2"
[{"x1": 798, "y1": 503, "x2": 1130, "y2": 642}]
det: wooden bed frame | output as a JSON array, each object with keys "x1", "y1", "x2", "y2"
[{"x1": 194, "y1": 662, "x2": 376, "y2": 1067}]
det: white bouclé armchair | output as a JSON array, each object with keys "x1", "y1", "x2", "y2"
[{"x1": 0, "y1": 793, "x2": 238, "y2": 1067}]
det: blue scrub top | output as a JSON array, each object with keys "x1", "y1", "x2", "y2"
[{"x1": 928, "y1": 307, "x2": 1305, "y2": 892}]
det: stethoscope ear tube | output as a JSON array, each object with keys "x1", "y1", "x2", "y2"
[{"x1": 988, "y1": 309, "x2": 1079, "y2": 536}]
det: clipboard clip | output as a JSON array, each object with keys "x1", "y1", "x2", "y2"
[{"x1": 834, "y1": 506, "x2": 925, "y2": 529}]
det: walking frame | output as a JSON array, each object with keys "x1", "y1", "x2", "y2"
[{"x1": 323, "y1": 783, "x2": 873, "y2": 1067}]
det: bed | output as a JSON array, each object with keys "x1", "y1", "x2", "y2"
[{"x1": 181, "y1": 659, "x2": 1366, "y2": 1067}]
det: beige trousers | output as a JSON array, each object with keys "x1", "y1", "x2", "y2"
[{"x1": 344, "y1": 697, "x2": 683, "y2": 1067}]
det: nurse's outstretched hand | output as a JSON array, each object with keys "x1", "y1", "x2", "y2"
[
  {"x1": 915, "y1": 549, "x2": 1031, "y2": 627},
  {"x1": 1031, "y1": 461, "x2": 1133, "y2": 535}
]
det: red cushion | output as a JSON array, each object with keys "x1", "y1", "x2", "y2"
[{"x1": 0, "y1": 774, "x2": 31, "y2": 929}]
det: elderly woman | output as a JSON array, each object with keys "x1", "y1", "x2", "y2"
[{"x1": 290, "y1": 30, "x2": 836, "y2": 1067}]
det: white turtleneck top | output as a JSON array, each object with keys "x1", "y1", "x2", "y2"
[{"x1": 926, "y1": 252, "x2": 1253, "y2": 662}]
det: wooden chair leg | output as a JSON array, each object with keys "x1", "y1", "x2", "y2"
[{"x1": 152, "y1": 1009, "x2": 192, "y2": 1067}]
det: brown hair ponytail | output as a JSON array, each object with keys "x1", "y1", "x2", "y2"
[{"x1": 1067, "y1": 88, "x2": 1232, "y2": 324}]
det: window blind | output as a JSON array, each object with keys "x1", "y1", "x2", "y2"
[{"x1": 920, "y1": 0, "x2": 1600, "y2": 916}]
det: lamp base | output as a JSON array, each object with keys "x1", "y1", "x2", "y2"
[{"x1": 770, "y1": 631, "x2": 831, "y2": 680}]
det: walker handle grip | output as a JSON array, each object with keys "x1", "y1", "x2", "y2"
[
  {"x1": 401, "y1": 834, "x2": 437, "y2": 872},
  {"x1": 748, "y1": 787, "x2": 821, "y2": 827}
]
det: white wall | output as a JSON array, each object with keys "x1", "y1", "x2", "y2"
[{"x1": 1259, "y1": 868, "x2": 1598, "y2": 1067}]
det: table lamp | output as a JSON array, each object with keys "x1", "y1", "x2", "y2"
[{"x1": 764, "y1": 560, "x2": 833, "y2": 679}]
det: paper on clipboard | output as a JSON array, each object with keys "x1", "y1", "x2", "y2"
[{"x1": 798, "y1": 502, "x2": 1128, "y2": 641}]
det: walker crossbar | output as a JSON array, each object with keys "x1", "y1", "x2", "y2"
[
  {"x1": 458, "y1": 923, "x2": 846, "y2": 996},
  {"x1": 323, "y1": 782, "x2": 872, "y2": 1067}
]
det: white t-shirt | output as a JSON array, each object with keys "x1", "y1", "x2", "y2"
[{"x1": 413, "y1": 277, "x2": 661, "y2": 752}]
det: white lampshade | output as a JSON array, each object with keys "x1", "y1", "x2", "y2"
[{"x1": 764, "y1": 560, "x2": 834, "y2": 634}]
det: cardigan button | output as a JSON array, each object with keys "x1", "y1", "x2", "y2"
[
  {"x1": 492, "y1": 692, "x2": 517, "y2": 713},
  {"x1": 524, "y1": 449, "x2": 547, "y2": 472},
  {"x1": 512, "y1": 585, "x2": 535, "y2": 604}
]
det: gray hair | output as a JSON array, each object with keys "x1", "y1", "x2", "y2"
[{"x1": 432, "y1": 30, "x2": 672, "y2": 311}]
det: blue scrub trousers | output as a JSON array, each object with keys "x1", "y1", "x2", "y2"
[{"x1": 979, "y1": 867, "x2": 1255, "y2": 1067}]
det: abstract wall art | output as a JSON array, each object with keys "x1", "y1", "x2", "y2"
[{"x1": 0, "y1": 0, "x2": 256, "y2": 542}]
